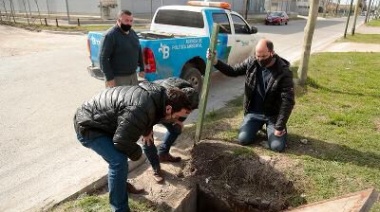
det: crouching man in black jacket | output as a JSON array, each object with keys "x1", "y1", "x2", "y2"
[
  {"x1": 143, "y1": 77, "x2": 199, "y2": 183},
  {"x1": 207, "y1": 39, "x2": 295, "y2": 152},
  {"x1": 74, "y1": 82, "x2": 192, "y2": 212}
]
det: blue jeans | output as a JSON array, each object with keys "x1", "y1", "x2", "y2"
[
  {"x1": 77, "y1": 133, "x2": 130, "y2": 212},
  {"x1": 143, "y1": 122, "x2": 182, "y2": 171},
  {"x1": 238, "y1": 113, "x2": 287, "y2": 152}
]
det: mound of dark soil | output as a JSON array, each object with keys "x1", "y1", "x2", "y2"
[{"x1": 184, "y1": 140, "x2": 304, "y2": 212}]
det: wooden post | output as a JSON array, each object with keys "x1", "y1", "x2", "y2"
[
  {"x1": 55, "y1": 18, "x2": 59, "y2": 27},
  {"x1": 44, "y1": 18, "x2": 48, "y2": 26},
  {"x1": 194, "y1": 23, "x2": 219, "y2": 146},
  {"x1": 77, "y1": 18, "x2": 80, "y2": 26}
]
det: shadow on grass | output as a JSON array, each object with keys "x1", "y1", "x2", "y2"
[
  {"x1": 307, "y1": 77, "x2": 380, "y2": 98},
  {"x1": 287, "y1": 133, "x2": 380, "y2": 170}
]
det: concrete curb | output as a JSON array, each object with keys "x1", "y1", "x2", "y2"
[{"x1": 41, "y1": 30, "x2": 88, "y2": 35}]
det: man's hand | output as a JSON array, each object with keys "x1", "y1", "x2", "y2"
[
  {"x1": 138, "y1": 71, "x2": 145, "y2": 79},
  {"x1": 206, "y1": 48, "x2": 218, "y2": 65},
  {"x1": 274, "y1": 129, "x2": 286, "y2": 137},
  {"x1": 174, "y1": 120, "x2": 184, "y2": 129},
  {"x1": 141, "y1": 131, "x2": 154, "y2": 146},
  {"x1": 105, "y1": 79, "x2": 116, "y2": 88}
]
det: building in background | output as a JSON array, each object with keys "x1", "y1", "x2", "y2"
[{"x1": 0, "y1": 0, "x2": 270, "y2": 20}]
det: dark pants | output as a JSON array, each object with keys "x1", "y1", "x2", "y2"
[
  {"x1": 77, "y1": 133, "x2": 130, "y2": 212},
  {"x1": 143, "y1": 122, "x2": 182, "y2": 171},
  {"x1": 238, "y1": 113, "x2": 287, "y2": 152}
]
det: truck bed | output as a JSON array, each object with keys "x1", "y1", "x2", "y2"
[{"x1": 138, "y1": 31, "x2": 189, "y2": 40}]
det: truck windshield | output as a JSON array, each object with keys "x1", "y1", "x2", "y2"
[{"x1": 154, "y1": 10, "x2": 204, "y2": 28}]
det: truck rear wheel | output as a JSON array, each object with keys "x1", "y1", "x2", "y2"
[{"x1": 181, "y1": 67, "x2": 203, "y2": 92}]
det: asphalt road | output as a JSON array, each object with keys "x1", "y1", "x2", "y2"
[{"x1": 0, "y1": 16, "x2": 364, "y2": 211}]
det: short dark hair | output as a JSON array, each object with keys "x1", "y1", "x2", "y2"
[
  {"x1": 118, "y1": 10, "x2": 132, "y2": 18},
  {"x1": 266, "y1": 40, "x2": 274, "y2": 52},
  {"x1": 166, "y1": 88, "x2": 192, "y2": 112},
  {"x1": 181, "y1": 87, "x2": 199, "y2": 110}
]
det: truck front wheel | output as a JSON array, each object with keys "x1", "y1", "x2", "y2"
[{"x1": 181, "y1": 67, "x2": 203, "y2": 92}]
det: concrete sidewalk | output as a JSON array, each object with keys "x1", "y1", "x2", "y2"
[{"x1": 320, "y1": 24, "x2": 380, "y2": 52}]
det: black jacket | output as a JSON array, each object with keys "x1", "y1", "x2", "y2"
[
  {"x1": 215, "y1": 54, "x2": 295, "y2": 131},
  {"x1": 99, "y1": 25, "x2": 144, "y2": 80},
  {"x1": 74, "y1": 82, "x2": 167, "y2": 158}
]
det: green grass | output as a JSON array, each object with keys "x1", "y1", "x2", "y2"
[
  {"x1": 339, "y1": 33, "x2": 380, "y2": 44},
  {"x1": 50, "y1": 193, "x2": 162, "y2": 212},
  {"x1": 367, "y1": 19, "x2": 380, "y2": 27}
]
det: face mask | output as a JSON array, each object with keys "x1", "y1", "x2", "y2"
[
  {"x1": 120, "y1": 23, "x2": 131, "y2": 32},
  {"x1": 178, "y1": 116, "x2": 188, "y2": 122},
  {"x1": 258, "y1": 56, "x2": 273, "y2": 67}
]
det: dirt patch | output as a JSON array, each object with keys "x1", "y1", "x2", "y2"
[{"x1": 183, "y1": 140, "x2": 305, "y2": 212}]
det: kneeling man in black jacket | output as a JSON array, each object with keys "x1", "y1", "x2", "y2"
[{"x1": 74, "y1": 82, "x2": 192, "y2": 212}]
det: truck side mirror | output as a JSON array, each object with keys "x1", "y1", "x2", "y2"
[{"x1": 250, "y1": 26, "x2": 258, "y2": 34}]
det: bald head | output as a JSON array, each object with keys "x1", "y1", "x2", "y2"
[
  {"x1": 255, "y1": 39, "x2": 275, "y2": 67},
  {"x1": 255, "y1": 39, "x2": 274, "y2": 55}
]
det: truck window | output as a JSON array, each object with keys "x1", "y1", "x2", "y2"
[
  {"x1": 231, "y1": 14, "x2": 251, "y2": 34},
  {"x1": 154, "y1": 10, "x2": 204, "y2": 28},
  {"x1": 212, "y1": 13, "x2": 231, "y2": 34}
]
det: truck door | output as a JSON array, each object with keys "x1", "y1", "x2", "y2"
[
  {"x1": 228, "y1": 12, "x2": 258, "y2": 65},
  {"x1": 211, "y1": 12, "x2": 257, "y2": 66}
]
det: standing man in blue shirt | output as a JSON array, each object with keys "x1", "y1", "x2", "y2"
[{"x1": 99, "y1": 10, "x2": 145, "y2": 88}]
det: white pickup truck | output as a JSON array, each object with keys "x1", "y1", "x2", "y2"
[{"x1": 87, "y1": 1, "x2": 260, "y2": 90}]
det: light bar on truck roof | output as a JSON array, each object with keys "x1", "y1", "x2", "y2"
[{"x1": 187, "y1": 1, "x2": 231, "y2": 10}]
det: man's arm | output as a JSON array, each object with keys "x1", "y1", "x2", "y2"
[
  {"x1": 206, "y1": 48, "x2": 250, "y2": 77},
  {"x1": 275, "y1": 69, "x2": 295, "y2": 131},
  {"x1": 99, "y1": 33, "x2": 115, "y2": 82}
]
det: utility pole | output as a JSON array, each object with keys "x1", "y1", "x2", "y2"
[
  {"x1": 243, "y1": 0, "x2": 249, "y2": 19},
  {"x1": 65, "y1": 0, "x2": 70, "y2": 23},
  {"x1": 351, "y1": 0, "x2": 361, "y2": 35},
  {"x1": 344, "y1": 0, "x2": 354, "y2": 38}
]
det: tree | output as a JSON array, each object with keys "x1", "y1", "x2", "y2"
[
  {"x1": 335, "y1": 0, "x2": 341, "y2": 16},
  {"x1": 297, "y1": 0, "x2": 320, "y2": 86},
  {"x1": 351, "y1": 0, "x2": 362, "y2": 35},
  {"x1": 33, "y1": 0, "x2": 43, "y2": 25}
]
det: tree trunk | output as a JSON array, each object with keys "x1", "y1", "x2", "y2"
[
  {"x1": 9, "y1": 0, "x2": 16, "y2": 23},
  {"x1": 365, "y1": 0, "x2": 373, "y2": 22},
  {"x1": 351, "y1": 0, "x2": 362, "y2": 35},
  {"x1": 297, "y1": 0, "x2": 320, "y2": 86},
  {"x1": 34, "y1": 0, "x2": 43, "y2": 25},
  {"x1": 322, "y1": 0, "x2": 328, "y2": 17},
  {"x1": 335, "y1": 0, "x2": 341, "y2": 16}
]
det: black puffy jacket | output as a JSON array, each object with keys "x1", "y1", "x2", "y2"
[
  {"x1": 74, "y1": 82, "x2": 167, "y2": 158},
  {"x1": 215, "y1": 54, "x2": 295, "y2": 131},
  {"x1": 154, "y1": 77, "x2": 199, "y2": 110}
]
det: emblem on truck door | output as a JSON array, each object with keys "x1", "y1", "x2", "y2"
[{"x1": 158, "y1": 43, "x2": 170, "y2": 59}]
